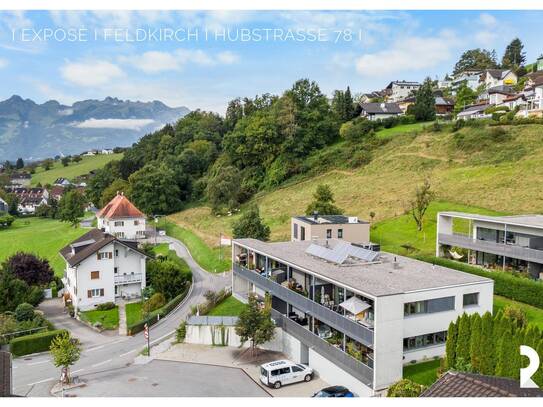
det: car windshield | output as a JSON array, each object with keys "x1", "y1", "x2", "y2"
[
  {"x1": 260, "y1": 367, "x2": 267, "y2": 377},
  {"x1": 314, "y1": 391, "x2": 330, "y2": 397}
]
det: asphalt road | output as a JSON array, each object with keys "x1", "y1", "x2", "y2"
[{"x1": 12, "y1": 235, "x2": 231, "y2": 397}]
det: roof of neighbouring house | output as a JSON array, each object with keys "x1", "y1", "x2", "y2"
[
  {"x1": 439, "y1": 211, "x2": 543, "y2": 229},
  {"x1": 457, "y1": 104, "x2": 489, "y2": 116},
  {"x1": 59, "y1": 228, "x2": 149, "y2": 267},
  {"x1": 359, "y1": 103, "x2": 403, "y2": 114},
  {"x1": 294, "y1": 215, "x2": 368, "y2": 225},
  {"x1": 96, "y1": 193, "x2": 144, "y2": 219},
  {"x1": 435, "y1": 96, "x2": 455, "y2": 106},
  {"x1": 421, "y1": 371, "x2": 543, "y2": 397},
  {"x1": 486, "y1": 85, "x2": 516, "y2": 95},
  {"x1": 483, "y1": 69, "x2": 514, "y2": 80},
  {"x1": 386, "y1": 80, "x2": 421, "y2": 89}
]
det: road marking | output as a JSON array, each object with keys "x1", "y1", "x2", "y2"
[
  {"x1": 92, "y1": 358, "x2": 112, "y2": 368},
  {"x1": 72, "y1": 368, "x2": 85, "y2": 374},
  {"x1": 85, "y1": 345, "x2": 105, "y2": 353},
  {"x1": 27, "y1": 377, "x2": 54, "y2": 386},
  {"x1": 119, "y1": 349, "x2": 138, "y2": 357},
  {"x1": 28, "y1": 359, "x2": 50, "y2": 366},
  {"x1": 108, "y1": 338, "x2": 128, "y2": 345}
]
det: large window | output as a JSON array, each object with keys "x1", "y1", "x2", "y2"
[
  {"x1": 404, "y1": 296, "x2": 455, "y2": 316},
  {"x1": 404, "y1": 331, "x2": 447, "y2": 351},
  {"x1": 326, "y1": 229, "x2": 332, "y2": 239},
  {"x1": 463, "y1": 292, "x2": 479, "y2": 307},
  {"x1": 293, "y1": 223, "x2": 298, "y2": 239},
  {"x1": 338, "y1": 229, "x2": 343, "y2": 238},
  {"x1": 114, "y1": 221, "x2": 124, "y2": 227},
  {"x1": 97, "y1": 252, "x2": 112, "y2": 260},
  {"x1": 301, "y1": 226, "x2": 305, "y2": 241},
  {"x1": 87, "y1": 288, "x2": 104, "y2": 298},
  {"x1": 90, "y1": 271, "x2": 100, "y2": 280}
]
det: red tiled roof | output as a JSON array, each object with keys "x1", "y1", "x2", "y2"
[{"x1": 96, "y1": 193, "x2": 144, "y2": 219}]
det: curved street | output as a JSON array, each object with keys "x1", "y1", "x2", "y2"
[{"x1": 12, "y1": 235, "x2": 231, "y2": 397}]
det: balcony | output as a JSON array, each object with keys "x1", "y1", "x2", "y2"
[
  {"x1": 271, "y1": 309, "x2": 374, "y2": 388},
  {"x1": 233, "y1": 263, "x2": 374, "y2": 347},
  {"x1": 115, "y1": 273, "x2": 142, "y2": 284},
  {"x1": 438, "y1": 233, "x2": 543, "y2": 264}
]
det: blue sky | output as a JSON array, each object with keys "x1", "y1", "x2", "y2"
[{"x1": 0, "y1": 10, "x2": 542, "y2": 113}]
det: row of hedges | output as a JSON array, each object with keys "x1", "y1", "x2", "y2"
[
  {"x1": 9, "y1": 329, "x2": 67, "y2": 357},
  {"x1": 414, "y1": 255, "x2": 543, "y2": 308},
  {"x1": 127, "y1": 284, "x2": 191, "y2": 335}
]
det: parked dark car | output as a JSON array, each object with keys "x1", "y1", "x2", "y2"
[{"x1": 312, "y1": 386, "x2": 355, "y2": 397}]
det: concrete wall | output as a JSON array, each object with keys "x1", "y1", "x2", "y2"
[{"x1": 291, "y1": 218, "x2": 370, "y2": 244}]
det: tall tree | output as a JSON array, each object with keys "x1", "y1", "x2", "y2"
[
  {"x1": 495, "y1": 320, "x2": 515, "y2": 378},
  {"x1": 49, "y1": 332, "x2": 81, "y2": 384},
  {"x1": 469, "y1": 313, "x2": 482, "y2": 372},
  {"x1": 409, "y1": 179, "x2": 435, "y2": 231},
  {"x1": 3, "y1": 252, "x2": 53, "y2": 286},
  {"x1": 479, "y1": 312, "x2": 495, "y2": 375},
  {"x1": 15, "y1": 158, "x2": 24, "y2": 169},
  {"x1": 100, "y1": 179, "x2": 132, "y2": 207},
  {"x1": 306, "y1": 184, "x2": 343, "y2": 215},
  {"x1": 455, "y1": 313, "x2": 472, "y2": 368},
  {"x1": 331, "y1": 87, "x2": 356, "y2": 122},
  {"x1": 58, "y1": 189, "x2": 86, "y2": 227},
  {"x1": 235, "y1": 293, "x2": 276, "y2": 352},
  {"x1": 502, "y1": 38, "x2": 526, "y2": 69},
  {"x1": 410, "y1": 77, "x2": 436, "y2": 122},
  {"x1": 445, "y1": 319, "x2": 458, "y2": 370},
  {"x1": 232, "y1": 205, "x2": 271, "y2": 241},
  {"x1": 453, "y1": 82, "x2": 477, "y2": 115},
  {"x1": 453, "y1": 48, "x2": 498, "y2": 74}
]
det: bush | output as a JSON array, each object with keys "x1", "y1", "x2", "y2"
[
  {"x1": 15, "y1": 303, "x2": 35, "y2": 322},
  {"x1": 414, "y1": 255, "x2": 543, "y2": 308},
  {"x1": 143, "y1": 293, "x2": 166, "y2": 313},
  {"x1": 95, "y1": 302, "x2": 116, "y2": 311},
  {"x1": 176, "y1": 321, "x2": 187, "y2": 343},
  {"x1": 9, "y1": 329, "x2": 67, "y2": 356},
  {"x1": 387, "y1": 379, "x2": 426, "y2": 397}
]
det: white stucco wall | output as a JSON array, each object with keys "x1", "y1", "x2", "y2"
[{"x1": 99, "y1": 216, "x2": 146, "y2": 240}]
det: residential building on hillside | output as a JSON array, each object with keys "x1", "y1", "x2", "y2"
[
  {"x1": 480, "y1": 69, "x2": 517, "y2": 89},
  {"x1": 479, "y1": 85, "x2": 516, "y2": 105},
  {"x1": 451, "y1": 70, "x2": 482, "y2": 93},
  {"x1": 96, "y1": 193, "x2": 146, "y2": 240},
  {"x1": 384, "y1": 81, "x2": 421, "y2": 102},
  {"x1": 398, "y1": 96, "x2": 454, "y2": 115},
  {"x1": 359, "y1": 103, "x2": 403, "y2": 121},
  {"x1": 54, "y1": 177, "x2": 72, "y2": 186},
  {"x1": 457, "y1": 104, "x2": 490, "y2": 120},
  {"x1": 291, "y1": 214, "x2": 371, "y2": 246},
  {"x1": 359, "y1": 91, "x2": 385, "y2": 103},
  {"x1": 60, "y1": 228, "x2": 149, "y2": 311},
  {"x1": 232, "y1": 236, "x2": 493, "y2": 396},
  {"x1": 9, "y1": 172, "x2": 31, "y2": 186},
  {"x1": 4, "y1": 186, "x2": 49, "y2": 214},
  {"x1": 437, "y1": 212, "x2": 543, "y2": 280}
]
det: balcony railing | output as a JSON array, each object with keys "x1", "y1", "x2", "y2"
[
  {"x1": 115, "y1": 273, "x2": 142, "y2": 284},
  {"x1": 233, "y1": 263, "x2": 374, "y2": 347},
  {"x1": 271, "y1": 309, "x2": 374, "y2": 388},
  {"x1": 438, "y1": 233, "x2": 543, "y2": 264}
]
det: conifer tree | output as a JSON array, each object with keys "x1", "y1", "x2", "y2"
[
  {"x1": 455, "y1": 313, "x2": 471, "y2": 366},
  {"x1": 533, "y1": 339, "x2": 543, "y2": 387},
  {"x1": 469, "y1": 313, "x2": 482, "y2": 372},
  {"x1": 479, "y1": 312, "x2": 495, "y2": 375},
  {"x1": 445, "y1": 319, "x2": 458, "y2": 370},
  {"x1": 495, "y1": 320, "x2": 515, "y2": 378}
]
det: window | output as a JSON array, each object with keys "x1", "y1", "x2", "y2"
[
  {"x1": 115, "y1": 232, "x2": 125, "y2": 238},
  {"x1": 337, "y1": 229, "x2": 343, "y2": 238},
  {"x1": 403, "y1": 331, "x2": 448, "y2": 351},
  {"x1": 90, "y1": 271, "x2": 100, "y2": 280},
  {"x1": 134, "y1": 220, "x2": 139, "y2": 226},
  {"x1": 114, "y1": 221, "x2": 124, "y2": 227},
  {"x1": 115, "y1": 249, "x2": 119, "y2": 257},
  {"x1": 463, "y1": 292, "x2": 479, "y2": 307},
  {"x1": 326, "y1": 229, "x2": 332, "y2": 239},
  {"x1": 136, "y1": 230, "x2": 146, "y2": 236},
  {"x1": 97, "y1": 252, "x2": 112, "y2": 260},
  {"x1": 301, "y1": 226, "x2": 306, "y2": 241},
  {"x1": 87, "y1": 288, "x2": 104, "y2": 298},
  {"x1": 114, "y1": 267, "x2": 118, "y2": 274},
  {"x1": 293, "y1": 224, "x2": 298, "y2": 239},
  {"x1": 404, "y1": 296, "x2": 455, "y2": 316},
  {"x1": 291, "y1": 366, "x2": 304, "y2": 372}
]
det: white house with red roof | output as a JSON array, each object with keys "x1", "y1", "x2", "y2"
[{"x1": 96, "y1": 193, "x2": 147, "y2": 240}]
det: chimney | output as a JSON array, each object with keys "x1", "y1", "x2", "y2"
[{"x1": 313, "y1": 211, "x2": 318, "y2": 221}]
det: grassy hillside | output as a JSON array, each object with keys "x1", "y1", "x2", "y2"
[
  {"x1": 31, "y1": 153, "x2": 123, "y2": 186},
  {"x1": 0, "y1": 217, "x2": 87, "y2": 276},
  {"x1": 170, "y1": 123, "x2": 543, "y2": 247}
]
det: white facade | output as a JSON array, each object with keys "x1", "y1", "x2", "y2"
[
  {"x1": 64, "y1": 240, "x2": 147, "y2": 311},
  {"x1": 386, "y1": 82, "x2": 421, "y2": 102},
  {"x1": 481, "y1": 70, "x2": 517, "y2": 89},
  {"x1": 98, "y1": 216, "x2": 146, "y2": 240}
]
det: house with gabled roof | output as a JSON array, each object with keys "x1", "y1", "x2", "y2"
[
  {"x1": 359, "y1": 102, "x2": 403, "y2": 121},
  {"x1": 60, "y1": 228, "x2": 149, "y2": 311},
  {"x1": 96, "y1": 192, "x2": 147, "y2": 240},
  {"x1": 480, "y1": 69, "x2": 517, "y2": 89}
]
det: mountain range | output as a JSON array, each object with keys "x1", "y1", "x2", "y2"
[{"x1": 0, "y1": 95, "x2": 190, "y2": 161}]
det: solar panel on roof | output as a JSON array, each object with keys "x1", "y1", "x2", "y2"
[
  {"x1": 305, "y1": 241, "x2": 380, "y2": 264},
  {"x1": 305, "y1": 243, "x2": 348, "y2": 264}
]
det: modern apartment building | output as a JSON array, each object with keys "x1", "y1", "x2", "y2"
[
  {"x1": 291, "y1": 214, "x2": 370, "y2": 245},
  {"x1": 232, "y1": 229, "x2": 493, "y2": 395},
  {"x1": 437, "y1": 212, "x2": 543, "y2": 280}
]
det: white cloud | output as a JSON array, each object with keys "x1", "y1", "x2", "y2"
[
  {"x1": 355, "y1": 31, "x2": 460, "y2": 77},
  {"x1": 479, "y1": 13, "x2": 497, "y2": 28},
  {"x1": 61, "y1": 60, "x2": 124, "y2": 87},
  {"x1": 74, "y1": 118, "x2": 155, "y2": 130},
  {"x1": 217, "y1": 51, "x2": 239, "y2": 65},
  {"x1": 0, "y1": 59, "x2": 7, "y2": 69}
]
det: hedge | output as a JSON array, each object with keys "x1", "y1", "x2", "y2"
[
  {"x1": 414, "y1": 255, "x2": 543, "y2": 308},
  {"x1": 9, "y1": 329, "x2": 68, "y2": 357},
  {"x1": 127, "y1": 284, "x2": 190, "y2": 335}
]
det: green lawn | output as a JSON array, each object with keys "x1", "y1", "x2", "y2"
[
  {"x1": 125, "y1": 302, "x2": 143, "y2": 326},
  {"x1": 375, "y1": 122, "x2": 433, "y2": 140},
  {"x1": 160, "y1": 219, "x2": 230, "y2": 273},
  {"x1": 152, "y1": 243, "x2": 170, "y2": 257},
  {"x1": 372, "y1": 201, "x2": 505, "y2": 256},
  {"x1": 403, "y1": 358, "x2": 441, "y2": 386},
  {"x1": 493, "y1": 295, "x2": 543, "y2": 330},
  {"x1": 207, "y1": 296, "x2": 247, "y2": 316},
  {"x1": 31, "y1": 153, "x2": 123, "y2": 186},
  {"x1": 79, "y1": 307, "x2": 119, "y2": 330},
  {"x1": 0, "y1": 217, "x2": 87, "y2": 277}
]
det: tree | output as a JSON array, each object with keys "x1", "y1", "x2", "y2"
[
  {"x1": 410, "y1": 78, "x2": 436, "y2": 122},
  {"x1": 61, "y1": 156, "x2": 70, "y2": 167},
  {"x1": 387, "y1": 379, "x2": 426, "y2": 397},
  {"x1": 445, "y1": 318, "x2": 458, "y2": 369},
  {"x1": 455, "y1": 313, "x2": 471, "y2": 368},
  {"x1": 15, "y1": 302, "x2": 35, "y2": 321},
  {"x1": 42, "y1": 159, "x2": 54, "y2": 171},
  {"x1": 146, "y1": 259, "x2": 191, "y2": 301},
  {"x1": 502, "y1": 38, "x2": 526, "y2": 69},
  {"x1": 479, "y1": 312, "x2": 495, "y2": 375},
  {"x1": 71, "y1": 155, "x2": 82, "y2": 163},
  {"x1": 232, "y1": 205, "x2": 271, "y2": 240},
  {"x1": 100, "y1": 179, "x2": 131, "y2": 207},
  {"x1": 15, "y1": 158, "x2": 24, "y2": 169},
  {"x1": 495, "y1": 320, "x2": 515, "y2": 378},
  {"x1": 0, "y1": 270, "x2": 44, "y2": 312},
  {"x1": 58, "y1": 190, "x2": 86, "y2": 227},
  {"x1": 469, "y1": 313, "x2": 482, "y2": 372},
  {"x1": 454, "y1": 82, "x2": 477, "y2": 115},
  {"x1": 205, "y1": 160, "x2": 242, "y2": 213},
  {"x1": 306, "y1": 184, "x2": 343, "y2": 215},
  {"x1": 453, "y1": 48, "x2": 498, "y2": 74},
  {"x1": 0, "y1": 212, "x2": 15, "y2": 229},
  {"x1": 409, "y1": 179, "x2": 435, "y2": 231},
  {"x1": 49, "y1": 332, "x2": 81, "y2": 385},
  {"x1": 235, "y1": 294, "x2": 275, "y2": 352},
  {"x1": 331, "y1": 87, "x2": 356, "y2": 122},
  {"x1": 3, "y1": 252, "x2": 54, "y2": 286}
]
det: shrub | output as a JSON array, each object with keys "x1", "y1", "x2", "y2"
[
  {"x1": 9, "y1": 329, "x2": 67, "y2": 356},
  {"x1": 15, "y1": 303, "x2": 35, "y2": 322},
  {"x1": 502, "y1": 305, "x2": 527, "y2": 328},
  {"x1": 387, "y1": 379, "x2": 426, "y2": 397},
  {"x1": 143, "y1": 293, "x2": 166, "y2": 313},
  {"x1": 176, "y1": 321, "x2": 187, "y2": 343},
  {"x1": 95, "y1": 302, "x2": 116, "y2": 311},
  {"x1": 414, "y1": 255, "x2": 543, "y2": 308}
]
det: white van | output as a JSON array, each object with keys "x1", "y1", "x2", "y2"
[{"x1": 260, "y1": 360, "x2": 313, "y2": 389}]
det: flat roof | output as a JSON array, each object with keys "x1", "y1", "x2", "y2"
[
  {"x1": 439, "y1": 211, "x2": 543, "y2": 229},
  {"x1": 294, "y1": 215, "x2": 368, "y2": 225},
  {"x1": 234, "y1": 239, "x2": 491, "y2": 298}
]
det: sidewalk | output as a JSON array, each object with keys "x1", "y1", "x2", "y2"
[{"x1": 118, "y1": 300, "x2": 127, "y2": 336}]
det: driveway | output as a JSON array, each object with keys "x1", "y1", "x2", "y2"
[
  {"x1": 39, "y1": 298, "x2": 117, "y2": 347},
  {"x1": 61, "y1": 360, "x2": 269, "y2": 397}
]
